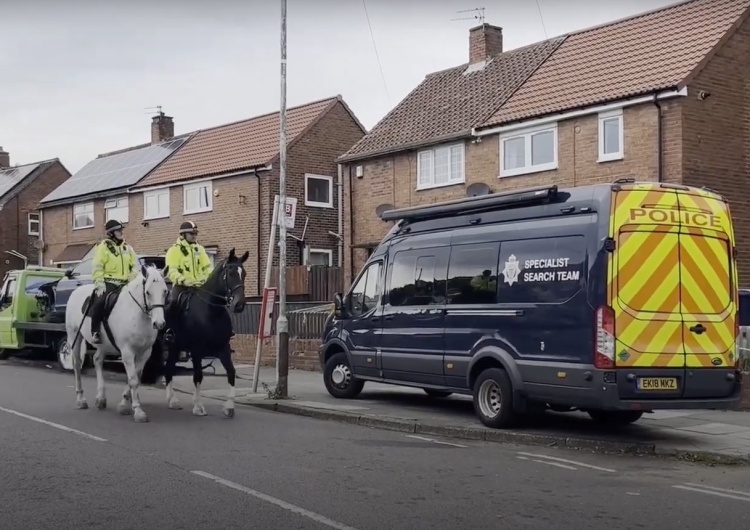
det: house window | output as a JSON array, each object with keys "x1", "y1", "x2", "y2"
[
  {"x1": 104, "y1": 196, "x2": 129, "y2": 223},
  {"x1": 306, "y1": 248, "x2": 332, "y2": 266},
  {"x1": 28, "y1": 212, "x2": 40, "y2": 236},
  {"x1": 143, "y1": 189, "x2": 170, "y2": 220},
  {"x1": 304, "y1": 174, "x2": 333, "y2": 208},
  {"x1": 73, "y1": 202, "x2": 94, "y2": 229},
  {"x1": 183, "y1": 181, "x2": 212, "y2": 214},
  {"x1": 499, "y1": 124, "x2": 558, "y2": 177},
  {"x1": 206, "y1": 248, "x2": 217, "y2": 267},
  {"x1": 598, "y1": 110, "x2": 624, "y2": 162},
  {"x1": 417, "y1": 143, "x2": 465, "y2": 190}
]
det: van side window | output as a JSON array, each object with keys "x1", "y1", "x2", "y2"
[
  {"x1": 446, "y1": 243, "x2": 500, "y2": 305},
  {"x1": 388, "y1": 251, "x2": 443, "y2": 306},
  {"x1": 497, "y1": 236, "x2": 585, "y2": 304},
  {"x1": 2, "y1": 278, "x2": 17, "y2": 307},
  {"x1": 350, "y1": 262, "x2": 383, "y2": 317}
]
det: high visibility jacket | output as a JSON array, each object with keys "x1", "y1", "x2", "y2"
[
  {"x1": 92, "y1": 238, "x2": 137, "y2": 284},
  {"x1": 165, "y1": 237, "x2": 212, "y2": 286}
]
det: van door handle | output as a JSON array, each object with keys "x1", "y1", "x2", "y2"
[
  {"x1": 690, "y1": 323, "x2": 706, "y2": 334},
  {"x1": 383, "y1": 315, "x2": 394, "y2": 321}
]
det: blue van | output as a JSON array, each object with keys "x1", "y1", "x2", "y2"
[{"x1": 319, "y1": 182, "x2": 744, "y2": 428}]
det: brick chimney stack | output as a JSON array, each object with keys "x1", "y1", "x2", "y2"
[
  {"x1": 469, "y1": 23, "x2": 503, "y2": 63},
  {"x1": 151, "y1": 112, "x2": 175, "y2": 145},
  {"x1": 0, "y1": 147, "x2": 9, "y2": 168}
]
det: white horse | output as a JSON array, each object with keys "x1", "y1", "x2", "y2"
[{"x1": 65, "y1": 264, "x2": 169, "y2": 423}]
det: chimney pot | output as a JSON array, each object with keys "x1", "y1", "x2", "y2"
[
  {"x1": 469, "y1": 23, "x2": 503, "y2": 64},
  {"x1": 151, "y1": 113, "x2": 175, "y2": 145},
  {"x1": 0, "y1": 147, "x2": 9, "y2": 168}
]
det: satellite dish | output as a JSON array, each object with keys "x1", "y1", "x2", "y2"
[
  {"x1": 375, "y1": 203, "x2": 395, "y2": 218},
  {"x1": 33, "y1": 239, "x2": 45, "y2": 250},
  {"x1": 466, "y1": 182, "x2": 491, "y2": 197}
]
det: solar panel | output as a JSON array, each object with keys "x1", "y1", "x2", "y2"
[
  {"x1": 41, "y1": 137, "x2": 187, "y2": 204},
  {"x1": 0, "y1": 163, "x2": 41, "y2": 200}
]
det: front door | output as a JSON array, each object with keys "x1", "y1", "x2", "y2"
[{"x1": 344, "y1": 260, "x2": 384, "y2": 378}]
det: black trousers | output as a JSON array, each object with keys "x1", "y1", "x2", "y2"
[{"x1": 90, "y1": 282, "x2": 120, "y2": 334}]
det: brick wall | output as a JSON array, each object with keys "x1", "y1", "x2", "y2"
[
  {"x1": 343, "y1": 101, "x2": 683, "y2": 285},
  {"x1": 231, "y1": 334, "x2": 322, "y2": 372},
  {"x1": 41, "y1": 198, "x2": 106, "y2": 266}
]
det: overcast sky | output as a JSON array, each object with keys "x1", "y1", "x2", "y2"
[{"x1": 1, "y1": 0, "x2": 677, "y2": 174}]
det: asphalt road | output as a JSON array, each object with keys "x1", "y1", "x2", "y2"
[{"x1": 1, "y1": 361, "x2": 749, "y2": 530}]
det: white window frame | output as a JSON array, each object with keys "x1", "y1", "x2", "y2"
[
  {"x1": 28, "y1": 212, "x2": 40, "y2": 236},
  {"x1": 104, "y1": 196, "x2": 129, "y2": 223},
  {"x1": 205, "y1": 248, "x2": 217, "y2": 267},
  {"x1": 499, "y1": 123, "x2": 558, "y2": 178},
  {"x1": 304, "y1": 174, "x2": 334, "y2": 208},
  {"x1": 416, "y1": 142, "x2": 466, "y2": 190},
  {"x1": 183, "y1": 181, "x2": 213, "y2": 215},
  {"x1": 306, "y1": 248, "x2": 333, "y2": 266},
  {"x1": 143, "y1": 189, "x2": 170, "y2": 220},
  {"x1": 72, "y1": 201, "x2": 94, "y2": 230},
  {"x1": 598, "y1": 109, "x2": 624, "y2": 162}
]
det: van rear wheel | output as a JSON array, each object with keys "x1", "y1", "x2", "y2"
[
  {"x1": 588, "y1": 410, "x2": 643, "y2": 425},
  {"x1": 324, "y1": 352, "x2": 364, "y2": 399},
  {"x1": 473, "y1": 368, "x2": 516, "y2": 428}
]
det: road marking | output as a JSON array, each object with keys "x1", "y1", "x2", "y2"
[
  {"x1": 405, "y1": 434, "x2": 468, "y2": 448},
  {"x1": 673, "y1": 483, "x2": 750, "y2": 502},
  {"x1": 191, "y1": 470, "x2": 357, "y2": 530},
  {"x1": 517, "y1": 452, "x2": 617, "y2": 473},
  {"x1": 0, "y1": 405, "x2": 107, "y2": 442}
]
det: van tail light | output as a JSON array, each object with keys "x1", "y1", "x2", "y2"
[{"x1": 595, "y1": 305, "x2": 616, "y2": 369}]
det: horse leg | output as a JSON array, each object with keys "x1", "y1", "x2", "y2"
[
  {"x1": 218, "y1": 346, "x2": 236, "y2": 418},
  {"x1": 191, "y1": 354, "x2": 207, "y2": 417},
  {"x1": 121, "y1": 349, "x2": 148, "y2": 423},
  {"x1": 70, "y1": 333, "x2": 88, "y2": 410},
  {"x1": 93, "y1": 347, "x2": 107, "y2": 409},
  {"x1": 164, "y1": 342, "x2": 182, "y2": 410}
]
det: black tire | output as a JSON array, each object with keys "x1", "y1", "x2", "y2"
[
  {"x1": 0, "y1": 348, "x2": 11, "y2": 360},
  {"x1": 472, "y1": 367, "x2": 517, "y2": 429},
  {"x1": 424, "y1": 389, "x2": 453, "y2": 398},
  {"x1": 587, "y1": 410, "x2": 644, "y2": 425},
  {"x1": 323, "y1": 351, "x2": 364, "y2": 399}
]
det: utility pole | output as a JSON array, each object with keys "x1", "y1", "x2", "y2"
[{"x1": 276, "y1": 0, "x2": 289, "y2": 398}]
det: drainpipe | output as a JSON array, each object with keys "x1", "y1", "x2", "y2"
[
  {"x1": 336, "y1": 163, "x2": 343, "y2": 268},
  {"x1": 653, "y1": 94, "x2": 663, "y2": 182},
  {"x1": 39, "y1": 209, "x2": 44, "y2": 266},
  {"x1": 347, "y1": 165, "x2": 354, "y2": 286},
  {"x1": 253, "y1": 172, "x2": 262, "y2": 295}
]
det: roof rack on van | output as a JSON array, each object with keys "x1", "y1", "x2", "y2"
[{"x1": 379, "y1": 185, "x2": 558, "y2": 223}]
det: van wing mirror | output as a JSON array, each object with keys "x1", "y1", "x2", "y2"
[
  {"x1": 64, "y1": 268, "x2": 74, "y2": 279},
  {"x1": 333, "y1": 292, "x2": 348, "y2": 318}
]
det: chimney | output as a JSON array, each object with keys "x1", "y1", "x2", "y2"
[
  {"x1": 0, "y1": 147, "x2": 9, "y2": 168},
  {"x1": 469, "y1": 24, "x2": 503, "y2": 64},
  {"x1": 151, "y1": 112, "x2": 175, "y2": 145}
]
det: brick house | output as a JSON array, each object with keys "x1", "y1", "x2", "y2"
[
  {"x1": 0, "y1": 147, "x2": 71, "y2": 275},
  {"x1": 338, "y1": 0, "x2": 750, "y2": 287},
  {"x1": 40, "y1": 96, "x2": 366, "y2": 296}
]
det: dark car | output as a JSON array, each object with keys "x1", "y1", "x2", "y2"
[{"x1": 320, "y1": 182, "x2": 744, "y2": 429}]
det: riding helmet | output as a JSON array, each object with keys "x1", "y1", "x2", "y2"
[
  {"x1": 105, "y1": 219, "x2": 124, "y2": 234},
  {"x1": 179, "y1": 221, "x2": 198, "y2": 235}
]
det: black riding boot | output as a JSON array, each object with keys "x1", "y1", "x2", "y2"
[{"x1": 90, "y1": 296, "x2": 103, "y2": 344}]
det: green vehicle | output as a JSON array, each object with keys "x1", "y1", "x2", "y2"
[{"x1": 0, "y1": 266, "x2": 69, "y2": 366}]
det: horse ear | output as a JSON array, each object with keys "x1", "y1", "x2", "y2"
[
  {"x1": 240, "y1": 251, "x2": 249, "y2": 264},
  {"x1": 140, "y1": 263, "x2": 148, "y2": 278},
  {"x1": 229, "y1": 248, "x2": 236, "y2": 258},
  {"x1": 162, "y1": 265, "x2": 170, "y2": 278}
]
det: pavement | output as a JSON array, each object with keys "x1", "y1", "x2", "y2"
[
  {"x1": 168, "y1": 362, "x2": 750, "y2": 465},
  {"x1": 2, "y1": 360, "x2": 750, "y2": 529}
]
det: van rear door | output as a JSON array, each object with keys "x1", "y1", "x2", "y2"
[
  {"x1": 675, "y1": 187, "x2": 738, "y2": 399},
  {"x1": 608, "y1": 184, "x2": 685, "y2": 399}
]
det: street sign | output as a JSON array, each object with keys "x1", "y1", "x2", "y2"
[
  {"x1": 274, "y1": 195, "x2": 297, "y2": 229},
  {"x1": 259, "y1": 287, "x2": 278, "y2": 339}
]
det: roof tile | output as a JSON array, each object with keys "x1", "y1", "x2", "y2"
[
  {"x1": 134, "y1": 96, "x2": 339, "y2": 188},
  {"x1": 340, "y1": 36, "x2": 566, "y2": 161},
  {"x1": 482, "y1": 0, "x2": 750, "y2": 127}
]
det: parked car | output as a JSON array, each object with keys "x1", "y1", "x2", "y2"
[{"x1": 319, "y1": 181, "x2": 744, "y2": 428}]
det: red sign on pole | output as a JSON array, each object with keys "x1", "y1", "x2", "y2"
[{"x1": 259, "y1": 287, "x2": 278, "y2": 339}]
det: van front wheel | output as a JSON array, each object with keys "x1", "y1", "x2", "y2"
[
  {"x1": 324, "y1": 352, "x2": 364, "y2": 399},
  {"x1": 587, "y1": 410, "x2": 643, "y2": 425},
  {"x1": 473, "y1": 368, "x2": 516, "y2": 428}
]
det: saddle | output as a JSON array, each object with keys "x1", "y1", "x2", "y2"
[
  {"x1": 173, "y1": 289, "x2": 194, "y2": 316},
  {"x1": 83, "y1": 287, "x2": 124, "y2": 322}
]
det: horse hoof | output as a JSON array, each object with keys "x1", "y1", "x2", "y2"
[
  {"x1": 223, "y1": 407, "x2": 235, "y2": 418},
  {"x1": 76, "y1": 400, "x2": 89, "y2": 410},
  {"x1": 192, "y1": 406, "x2": 207, "y2": 417},
  {"x1": 95, "y1": 398, "x2": 107, "y2": 410},
  {"x1": 168, "y1": 399, "x2": 182, "y2": 410},
  {"x1": 117, "y1": 401, "x2": 132, "y2": 415},
  {"x1": 134, "y1": 410, "x2": 149, "y2": 423}
]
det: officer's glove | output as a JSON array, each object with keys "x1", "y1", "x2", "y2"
[{"x1": 94, "y1": 282, "x2": 106, "y2": 295}]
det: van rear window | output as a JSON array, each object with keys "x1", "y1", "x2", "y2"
[{"x1": 497, "y1": 236, "x2": 586, "y2": 304}]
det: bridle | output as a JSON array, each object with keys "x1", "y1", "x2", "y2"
[
  {"x1": 192, "y1": 262, "x2": 245, "y2": 308},
  {"x1": 129, "y1": 273, "x2": 167, "y2": 316}
]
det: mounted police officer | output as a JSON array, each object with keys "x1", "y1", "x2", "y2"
[
  {"x1": 163, "y1": 221, "x2": 213, "y2": 342},
  {"x1": 90, "y1": 219, "x2": 137, "y2": 344}
]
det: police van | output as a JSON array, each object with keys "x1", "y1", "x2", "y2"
[{"x1": 319, "y1": 180, "x2": 744, "y2": 428}]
